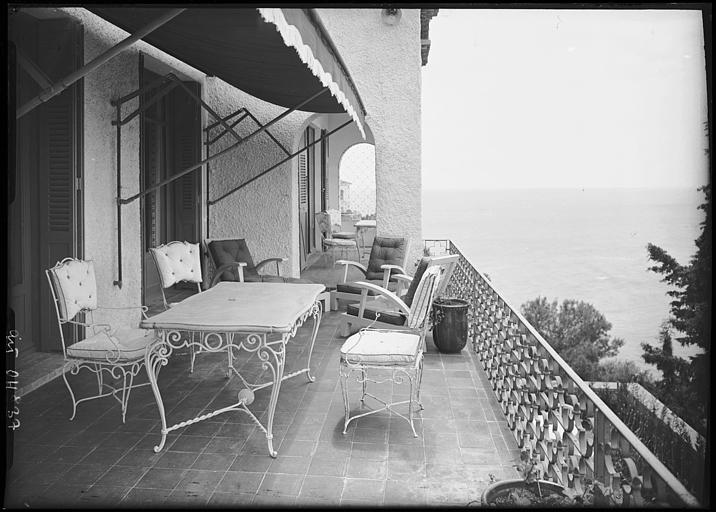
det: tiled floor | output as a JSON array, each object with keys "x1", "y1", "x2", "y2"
[{"x1": 4, "y1": 308, "x2": 520, "y2": 508}]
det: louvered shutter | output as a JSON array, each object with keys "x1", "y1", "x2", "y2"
[
  {"x1": 298, "y1": 146, "x2": 309, "y2": 265},
  {"x1": 169, "y1": 82, "x2": 200, "y2": 243},
  {"x1": 37, "y1": 20, "x2": 80, "y2": 352}
]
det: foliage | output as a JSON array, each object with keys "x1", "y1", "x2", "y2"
[
  {"x1": 521, "y1": 296, "x2": 624, "y2": 380},
  {"x1": 480, "y1": 451, "x2": 624, "y2": 507},
  {"x1": 596, "y1": 359, "x2": 653, "y2": 384},
  {"x1": 596, "y1": 384, "x2": 706, "y2": 503},
  {"x1": 642, "y1": 184, "x2": 711, "y2": 435}
]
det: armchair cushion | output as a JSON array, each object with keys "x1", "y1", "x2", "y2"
[
  {"x1": 66, "y1": 327, "x2": 155, "y2": 362},
  {"x1": 150, "y1": 242, "x2": 202, "y2": 288},
  {"x1": 48, "y1": 259, "x2": 98, "y2": 321},
  {"x1": 365, "y1": 237, "x2": 407, "y2": 281},
  {"x1": 208, "y1": 239, "x2": 258, "y2": 281},
  {"x1": 346, "y1": 300, "x2": 407, "y2": 326},
  {"x1": 402, "y1": 257, "x2": 431, "y2": 307},
  {"x1": 337, "y1": 280, "x2": 398, "y2": 296},
  {"x1": 340, "y1": 330, "x2": 420, "y2": 365},
  {"x1": 261, "y1": 275, "x2": 314, "y2": 284}
]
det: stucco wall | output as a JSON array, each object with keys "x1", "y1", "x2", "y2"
[
  {"x1": 316, "y1": 8, "x2": 424, "y2": 267},
  {"x1": 61, "y1": 8, "x2": 207, "y2": 326},
  {"x1": 204, "y1": 78, "x2": 309, "y2": 278},
  {"x1": 56, "y1": 6, "x2": 425, "y2": 306},
  {"x1": 66, "y1": 9, "x2": 142, "y2": 328}
]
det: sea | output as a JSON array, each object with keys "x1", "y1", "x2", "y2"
[{"x1": 422, "y1": 187, "x2": 706, "y2": 371}]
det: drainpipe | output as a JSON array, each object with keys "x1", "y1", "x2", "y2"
[{"x1": 16, "y1": 8, "x2": 186, "y2": 119}]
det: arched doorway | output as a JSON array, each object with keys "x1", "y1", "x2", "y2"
[{"x1": 339, "y1": 143, "x2": 376, "y2": 250}]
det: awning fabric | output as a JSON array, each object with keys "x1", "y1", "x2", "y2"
[{"x1": 88, "y1": 7, "x2": 366, "y2": 137}]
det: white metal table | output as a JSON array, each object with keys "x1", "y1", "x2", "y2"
[
  {"x1": 354, "y1": 219, "x2": 377, "y2": 258},
  {"x1": 140, "y1": 281, "x2": 325, "y2": 457}
]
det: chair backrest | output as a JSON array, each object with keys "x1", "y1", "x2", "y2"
[
  {"x1": 406, "y1": 265, "x2": 443, "y2": 331},
  {"x1": 315, "y1": 211, "x2": 338, "y2": 239},
  {"x1": 365, "y1": 236, "x2": 407, "y2": 281},
  {"x1": 205, "y1": 238, "x2": 258, "y2": 281},
  {"x1": 46, "y1": 258, "x2": 99, "y2": 323},
  {"x1": 149, "y1": 241, "x2": 203, "y2": 289},
  {"x1": 402, "y1": 254, "x2": 460, "y2": 307},
  {"x1": 402, "y1": 257, "x2": 431, "y2": 307},
  {"x1": 431, "y1": 254, "x2": 459, "y2": 298}
]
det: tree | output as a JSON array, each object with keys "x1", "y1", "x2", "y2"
[
  {"x1": 642, "y1": 183, "x2": 711, "y2": 434},
  {"x1": 521, "y1": 297, "x2": 624, "y2": 380}
]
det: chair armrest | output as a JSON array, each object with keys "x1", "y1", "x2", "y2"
[
  {"x1": 380, "y1": 264, "x2": 408, "y2": 288},
  {"x1": 350, "y1": 281, "x2": 410, "y2": 319},
  {"x1": 393, "y1": 274, "x2": 413, "y2": 297},
  {"x1": 95, "y1": 305, "x2": 150, "y2": 319},
  {"x1": 335, "y1": 259, "x2": 368, "y2": 283},
  {"x1": 255, "y1": 257, "x2": 287, "y2": 276},
  {"x1": 67, "y1": 319, "x2": 112, "y2": 333},
  {"x1": 211, "y1": 262, "x2": 247, "y2": 287}
]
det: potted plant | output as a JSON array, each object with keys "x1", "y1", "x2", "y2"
[{"x1": 479, "y1": 451, "x2": 624, "y2": 507}]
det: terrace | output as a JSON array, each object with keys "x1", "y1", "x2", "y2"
[
  {"x1": 5, "y1": 240, "x2": 701, "y2": 508},
  {"x1": 5, "y1": 283, "x2": 519, "y2": 507}
]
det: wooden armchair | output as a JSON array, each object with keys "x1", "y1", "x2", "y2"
[
  {"x1": 340, "y1": 254, "x2": 459, "y2": 336},
  {"x1": 331, "y1": 236, "x2": 409, "y2": 310}
]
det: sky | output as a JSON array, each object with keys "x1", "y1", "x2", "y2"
[{"x1": 421, "y1": 9, "x2": 710, "y2": 190}]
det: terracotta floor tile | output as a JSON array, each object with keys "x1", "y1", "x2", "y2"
[
  {"x1": 207, "y1": 491, "x2": 255, "y2": 506},
  {"x1": 10, "y1": 308, "x2": 517, "y2": 508},
  {"x1": 257, "y1": 472, "x2": 304, "y2": 497},
  {"x1": 342, "y1": 478, "x2": 386, "y2": 502},
  {"x1": 299, "y1": 474, "x2": 344, "y2": 501},
  {"x1": 345, "y1": 457, "x2": 387, "y2": 479},
  {"x1": 95, "y1": 465, "x2": 148, "y2": 487},
  {"x1": 268, "y1": 454, "x2": 312, "y2": 475},
  {"x1": 135, "y1": 467, "x2": 187, "y2": 490},
  {"x1": 215, "y1": 470, "x2": 264, "y2": 494}
]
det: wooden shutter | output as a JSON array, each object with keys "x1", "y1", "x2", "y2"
[
  {"x1": 37, "y1": 19, "x2": 80, "y2": 352},
  {"x1": 169, "y1": 82, "x2": 200, "y2": 243},
  {"x1": 298, "y1": 150, "x2": 308, "y2": 209},
  {"x1": 320, "y1": 129, "x2": 328, "y2": 211}
]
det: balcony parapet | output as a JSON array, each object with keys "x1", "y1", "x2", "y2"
[{"x1": 424, "y1": 239, "x2": 701, "y2": 507}]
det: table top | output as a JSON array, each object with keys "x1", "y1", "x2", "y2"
[
  {"x1": 140, "y1": 282, "x2": 325, "y2": 333},
  {"x1": 354, "y1": 219, "x2": 377, "y2": 228}
]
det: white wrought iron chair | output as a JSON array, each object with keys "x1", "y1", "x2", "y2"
[
  {"x1": 315, "y1": 211, "x2": 360, "y2": 264},
  {"x1": 339, "y1": 265, "x2": 443, "y2": 437},
  {"x1": 46, "y1": 258, "x2": 157, "y2": 423},
  {"x1": 149, "y1": 241, "x2": 204, "y2": 372}
]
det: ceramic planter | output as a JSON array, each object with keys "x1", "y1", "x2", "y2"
[
  {"x1": 481, "y1": 479, "x2": 566, "y2": 506},
  {"x1": 431, "y1": 297, "x2": 468, "y2": 353}
]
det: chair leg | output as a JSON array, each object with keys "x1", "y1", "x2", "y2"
[
  {"x1": 95, "y1": 363, "x2": 104, "y2": 394},
  {"x1": 415, "y1": 356, "x2": 425, "y2": 411},
  {"x1": 340, "y1": 318, "x2": 351, "y2": 338},
  {"x1": 407, "y1": 368, "x2": 420, "y2": 437},
  {"x1": 360, "y1": 368, "x2": 367, "y2": 404},
  {"x1": 339, "y1": 363, "x2": 352, "y2": 434},
  {"x1": 120, "y1": 369, "x2": 135, "y2": 423},
  {"x1": 62, "y1": 363, "x2": 79, "y2": 421}
]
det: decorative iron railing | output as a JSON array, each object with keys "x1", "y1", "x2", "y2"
[{"x1": 424, "y1": 239, "x2": 701, "y2": 507}]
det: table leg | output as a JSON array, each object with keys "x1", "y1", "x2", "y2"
[
  {"x1": 145, "y1": 332, "x2": 173, "y2": 453},
  {"x1": 304, "y1": 301, "x2": 322, "y2": 382},
  {"x1": 259, "y1": 341, "x2": 286, "y2": 458}
]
